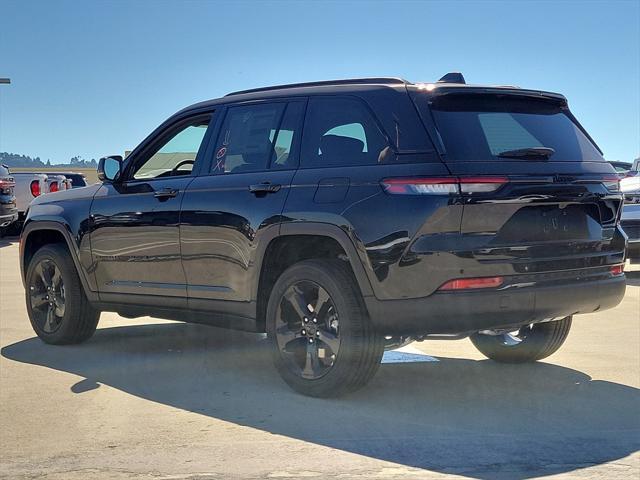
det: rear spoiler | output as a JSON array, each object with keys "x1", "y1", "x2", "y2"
[{"x1": 423, "y1": 86, "x2": 568, "y2": 106}]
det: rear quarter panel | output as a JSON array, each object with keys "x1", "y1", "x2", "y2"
[{"x1": 282, "y1": 161, "x2": 461, "y2": 300}]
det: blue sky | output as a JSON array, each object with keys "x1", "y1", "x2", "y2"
[{"x1": 1, "y1": 0, "x2": 638, "y2": 163}]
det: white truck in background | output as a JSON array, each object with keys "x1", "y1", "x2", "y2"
[
  {"x1": 5, "y1": 172, "x2": 71, "y2": 234},
  {"x1": 12, "y1": 172, "x2": 47, "y2": 217},
  {"x1": 44, "y1": 174, "x2": 72, "y2": 194},
  {"x1": 621, "y1": 158, "x2": 640, "y2": 203}
]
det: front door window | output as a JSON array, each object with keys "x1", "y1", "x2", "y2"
[{"x1": 132, "y1": 117, "x2": 211, "y2": 180}]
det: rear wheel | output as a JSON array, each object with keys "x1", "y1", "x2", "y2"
[
  {"x1": 470, "y1": 316, "x2": 572, "y2": 363},
  {"x1": 266, "y1": 259, "x2": 384, "y2": 397},
  {"x1": 26, "y1": 244, "x2": 100, "y2": 345}
]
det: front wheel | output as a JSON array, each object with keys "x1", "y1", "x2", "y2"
[
  {"x1": 470, "y1": 316, "x2": 572, "y2": 363},
  {"x1": 266, "y1": 259, "x2": 384, "y2": 397},
  {"x1": 25, "y1": 244, "x2": 100, "y2": 345}
]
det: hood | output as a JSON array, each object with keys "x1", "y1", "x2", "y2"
[{"x1": 30, "y1": 183, "x2": 101, "y2": 206}]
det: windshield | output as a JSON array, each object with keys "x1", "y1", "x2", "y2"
[{"x1": 430, "y1": 95, "x2": 605, "y2": 162}]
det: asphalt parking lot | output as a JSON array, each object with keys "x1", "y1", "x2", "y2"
[{"x1": 1, "y1": 238, "x2": 639, "y2": 480}]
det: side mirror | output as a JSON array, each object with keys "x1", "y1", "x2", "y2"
[{"x1": 97, "y1": 155, "x2": 123, "y2": 182}]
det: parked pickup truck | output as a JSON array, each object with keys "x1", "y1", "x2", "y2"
[
  {"x1": 621, "y1": 204, "x2": 640, "y2": 263},
  {"x1": 44, "y1": 175, "x2": 72, "y2": 194},
  {"x1": 43, "y1": 172, "x2": 88, "y2": 188},
  {"x1": 621, "y1": 159, "x2": 640, "y2": 203},
  {"x1": 0, "y1": 164, "x2": 18, "y2": 235},
  {"x1": 11, "y1": 172, "x2": 47, "y2": 225},
  {"x1": 7, "y1": 172, "x2": 71, "y2": 234}
]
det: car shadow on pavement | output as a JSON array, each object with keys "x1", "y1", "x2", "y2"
[{"x1": 2, "y1": 322, "x2": 639, "y2": 479}]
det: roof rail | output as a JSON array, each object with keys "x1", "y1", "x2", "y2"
[{"x1": 225, "y1": 77, "x2": 410, "y2": 97}]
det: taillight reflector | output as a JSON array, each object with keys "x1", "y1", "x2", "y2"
[
  {"x1": 438, "y1": 276, "x2": 504, "y2": 291},
  {"x1": 49, "y1": 181, "x2": 59, "y2": 192},
  {"x1": 610, "y1": 264, "x2": 624, "y2": 276},
  {"x1": 0, "y1": 179, "x2": 15, "y2": 189},
  {"x1": 381, "y1": 176, "x2": 508, "y2": 195},
  {"x1": 30, "y1": 180, "x2": 41, "y2": 197}
]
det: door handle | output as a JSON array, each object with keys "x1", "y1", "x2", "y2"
[
  {"x1": 249, "y1": 182, "x2": 281, "y2": 195},
  {"x1": 153, "y1": 187, "x2": 179, "y2": 199}
]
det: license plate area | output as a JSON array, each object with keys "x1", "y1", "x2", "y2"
[{"x1": 496, "y1": 204, "x2": 599, "y2": 242}]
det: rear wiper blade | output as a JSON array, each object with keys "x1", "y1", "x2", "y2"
[{"x1": 497, "y1": 147, "x2": 556, "y2": 160}]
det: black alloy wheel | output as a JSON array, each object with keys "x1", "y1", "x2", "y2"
[
  {"x1": 26, "y1": 244, "x2": 100, "y2": 345},
  {"x1": 274, "y1": 280, "x2": 341, "y2": 380},
  {"x1": 266, "y1": 259, "x2": 384, "y2": 397},
  {"x1": 29, "y1": 258, "x2": 66, "y2": 334}
]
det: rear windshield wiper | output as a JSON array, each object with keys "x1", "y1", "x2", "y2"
[{"x1": 497, "y1": 147, "x2": 556, "y2": 160}]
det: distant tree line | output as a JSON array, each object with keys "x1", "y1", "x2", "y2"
[{"x1": 0, "y1": 152, "x2": 98, "y2": 169}]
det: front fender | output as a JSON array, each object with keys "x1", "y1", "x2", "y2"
[{"x1": 20, "y1": 220, "x2": 99, "y2": 302}]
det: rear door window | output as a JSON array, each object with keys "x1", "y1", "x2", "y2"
[
  {"x1": 300, "y1": 97, "x2": 389, "y2": 168},
  {"x1": 430, "y1": 95, "x2": 604, "y2": 162},
  {"x1": 211, "y1": 103, "x2": 285, "y2": 174}
]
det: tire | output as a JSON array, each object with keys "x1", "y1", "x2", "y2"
[
  {"x1": 266, "y1": 259, "x2": 384, "y2": 397},
  {"x1": 470, "y1": 316, "x2": 572, "y2": 363},
  {"x1": 25, "y1": 244, "x2": 100, "y2": 345}
]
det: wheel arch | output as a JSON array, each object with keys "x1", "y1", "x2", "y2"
[
  {"x1": 20, "y1": 221, "x2": 98, "y2": 302},
  {"x1": 253, "y1": 223, "x2": 374, "y2": 332}
]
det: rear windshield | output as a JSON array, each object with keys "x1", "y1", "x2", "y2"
[
  {"x1": 0, "y1": 165, "x2": 9, "y2": 176},
  {"x1": 430, "y1": 95, "x2": 604, "y2": 162}
]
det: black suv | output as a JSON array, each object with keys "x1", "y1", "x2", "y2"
[{"x1": 20, "y1": 74, "x2": 626, "y2": 397}]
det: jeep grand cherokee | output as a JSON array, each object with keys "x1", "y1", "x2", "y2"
[{"x1": 20, "y1": 73, "x2": 626, "y2": 397}]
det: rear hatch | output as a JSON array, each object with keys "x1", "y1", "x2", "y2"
[{"x1": 413, "y1": 90, "x2": 625, "y2": 273}]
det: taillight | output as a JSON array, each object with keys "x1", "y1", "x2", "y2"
[
  {"x1": 602, "y1": 175, "x2": 620, "y2": 192},
  {"x1": 381, "y1": 177, "x2": 458, "y2": 195},
  {"x1": 459, "y1": 176, "x2": 509, "y2": 193},
  {"x1": 0, "y1": 179, "x2": 15, "y2": 191},
  {"x1": 381, "y1": 176, "x2": 508, "y2": 195},
  {"x1": 610, "y1": 264, "x2": 624, "y2": 276},
  {"x1": 438, "y1": 276, "x2": 504, "y2": 291},
  {"x1": 49, "y1": 181, "x2": 59, "y2": 192},
  {"x1": 30, "y1": 180, "x2": 41, "y2": 197}
]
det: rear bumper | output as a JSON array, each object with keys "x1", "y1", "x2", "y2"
[
  {"x1": 365, "y1": 270, "x2": 625, "y2": 335},
  {"x1": 0, "y1": 211, "x2": 18, "y2": 228}
]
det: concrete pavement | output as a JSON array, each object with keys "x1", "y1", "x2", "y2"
[{"x1": 1, "y1": 239, "x2": 639, "y2": 479}]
